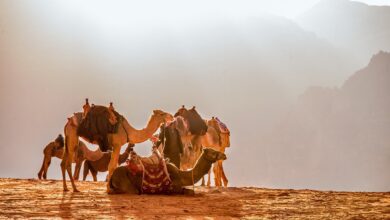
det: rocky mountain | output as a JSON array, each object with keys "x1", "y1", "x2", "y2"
[
  {"x1": 264, "y1": 51, "x2": 390, "y2": 191},
  {"x1": 296, "y1": 0, "x2": 390, "y2": 63}
]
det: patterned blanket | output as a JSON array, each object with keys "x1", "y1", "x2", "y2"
[{"x1": 126, "y1": 150, "x2": 174, "y2": 194}]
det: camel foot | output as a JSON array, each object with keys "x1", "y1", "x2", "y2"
[
  {"x1": 63, "y1": 187, "x2": 69, "y2": 192},
  {"x1": 73, "y1": 188, "x2": 80, "y2": 193}
]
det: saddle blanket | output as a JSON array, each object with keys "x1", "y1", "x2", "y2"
[{"x1": 126, "y1": 150, "x2": 174, "y2": 194}]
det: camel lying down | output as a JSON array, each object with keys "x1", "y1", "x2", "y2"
[{"x1": 109, "y1": 148, "x2": 227, "y2": 195}]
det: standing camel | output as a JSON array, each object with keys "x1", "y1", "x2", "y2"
[
  {"x1": 154, "y1": 117, "x2": 186, "y2": 168},
  {"x1": 38, "y1": 134, "x2": 103, "y2": 180},
  {"x1": 173, "y1": 105, "x2": 208, "y2": 171},
  {"x1": 201, "y1": 117, "x2": 231, "y2": 187},
  {"x1": 83, "y1": 143, "x2": 134, "y2": 181},
  {"x1": 61, "y1": 101, "x2": 173, "y2": 192}
]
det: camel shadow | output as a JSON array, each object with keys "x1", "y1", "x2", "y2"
[{"x1": 59, "y1": 192, "x2": 77, "y2": 219}]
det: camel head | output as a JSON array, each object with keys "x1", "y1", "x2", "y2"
[
  {"x1": 202, "y1": 148, "x2": 227, "y2": 163},
  {"x1": 174, "y1": 106, "x2": 208, "y2": 136},
  {"x1": 171, "y1": 116, "x2": 190, "y2": 137},
  {"x1": 152, "y1": 110, "x2": 174, "y2": 124}
]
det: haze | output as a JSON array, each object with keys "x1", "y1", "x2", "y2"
[{"x1": 1, "y1": 0, "x2": 389, "y2": 191}]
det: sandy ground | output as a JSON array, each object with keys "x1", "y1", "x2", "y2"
[{"x1": 0, "y1": 178, "x2": 389, "y2": 219}]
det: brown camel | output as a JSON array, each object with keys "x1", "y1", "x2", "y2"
[
  {"x1": 201, "y1": 117, "x2": 231, "y2": 187},
  {"x1": 108, "y1": 148, "x2": 227, "y2": 194},
  {"x1": 61, "y1": 101, "x2": 173, "y2": 192},
  {"x1": 154, "y1": 117, "x2": 186, "y2": 168},
  {"x1": 173, "y1": 106, "x2": 208, "y2": 171},
  {"x1": 83, "y1": 143, "x2": 134, "y2": 181},
  {"x1": 37, "y1": 134, "x2": 103, "y2": 180}
]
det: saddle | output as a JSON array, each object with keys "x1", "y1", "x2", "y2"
[
  {"x1": 126, "y1": 149, "x2": 174, "y2": 194},
  {"x1": 215, "y1": 117, "x2": 230, "y2": 134},
  {"x1": 77, "y1": 105, "x2": 123, "y2": 152}
]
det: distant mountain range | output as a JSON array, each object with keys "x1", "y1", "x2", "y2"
[
  {"x1": 297, "y1": 0, "x2": 390, "y2": 63},
  {"x1": 264, "y1": 51, "x2": 390, "y2": 191}
]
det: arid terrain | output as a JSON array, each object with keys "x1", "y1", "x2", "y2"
[{"x1": 0, "y1": 178, "x2": 389, "y2": 219}]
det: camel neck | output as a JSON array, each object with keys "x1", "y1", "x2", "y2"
[
  {"x1": 179, "y1": 154, "x2": 213, "y2": 186},
  {"x1": 122, "y1": 116, "x2": 161, "y2": 144}
]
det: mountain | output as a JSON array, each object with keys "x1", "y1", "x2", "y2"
[
  {"x1": 296, "y1": 0, "x2": 390, "y2": 63},
  {"x1": 264, "y1": 51, "x2": 390, "y2": 191}
]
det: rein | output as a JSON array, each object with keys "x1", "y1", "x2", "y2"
[{"x1": 161, "y1": 122, "x2": 166, "y2": 153}]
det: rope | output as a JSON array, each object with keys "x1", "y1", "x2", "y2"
[
  {"x1": 138, "y1": 155, "x2": 145, "y2": 194},
  {"x1": 192, "y1": 168, "x2": 195, "y2": 194},
  {"x1": 161, "y1": 122, "x2": 166, "y2": 153}
]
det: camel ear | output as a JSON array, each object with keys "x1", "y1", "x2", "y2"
[
  {"x1": 153, "y1": 110, "x2": 158, "y2": 115},
  {"x1": 192, "y1": 106, "x2": 196, "y2": 110}
]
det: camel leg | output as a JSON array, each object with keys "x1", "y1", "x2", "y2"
[
  {"x1": 38, "y1": 155, "x2": 51, "y2": 180},
  {"x1": 43, "y1": 157, "x2": 51, "y2": 180},
  {"x1": 92, "y1": 171, "x2": 98, "y2": 182},
  {"x1": 82, "y1": 161, "x2": 89, "y2": 181},
  {"x1": 60, "y1": 153, "x2": 69, "y2": 191},
  {"x1": 37, "y1": 156, "x2": 45, "y2": 179},
  {"x1": 207, "y1": 168, "x2": 212, "y2": 187},
  {"x1": 201, "y1": 176, "x2": 205, "y2": 186},
  {"x1": 65, "y1": 151, "x2": 79, "y2": 192},
  {"x1": 61, "y1": 134, "x2": 79, "y2": 192},
  {"x1": 107, "y1": 143, "x2": 120, "y2": 191},
  {"x1": 220, "y1": 161, "x2": 228, "y2": 187},
  {"x1": 213, "y1": 162, "x2": 221, "y2": 187},
  {"x1": 73, "y1": 160, "x2": 83, "y2": 181}
]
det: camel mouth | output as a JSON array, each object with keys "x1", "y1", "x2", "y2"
[{"x1": 220, "y1": 154, "x2": 227, "y2": 160}]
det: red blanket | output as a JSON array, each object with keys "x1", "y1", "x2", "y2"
[{"x1": 126, "y1": 152, "x2": 174, "y2": 194}]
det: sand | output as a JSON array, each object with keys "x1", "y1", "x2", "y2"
[{"x1": 0, "y1": 178, "x2": 389, "y2": 219}]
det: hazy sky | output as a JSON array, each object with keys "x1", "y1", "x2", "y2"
[
  {"x1": 0, "y1": 0, "x2": 389, "y2": 191},
  {"x1": 46, "y1": 0, "x2": 390, "y2": 26}
]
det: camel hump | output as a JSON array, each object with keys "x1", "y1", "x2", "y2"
[{"x1": 77, "y1": 105, "x2": 123, "y2": 152}]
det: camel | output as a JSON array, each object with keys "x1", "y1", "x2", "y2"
[
  {"x1": 172, "y1": 106, "x2": 208, "y2": 171},
  {"x1": 61, "y1": 101, "x2": 173, "y2": 192},
  {"x1": 83, "y1": 143, "x2": 134, "y2": 181},
  {"x1": 37, "y1": 134, "x2": 103, "y2": 180},
  {"x1": 201, "y1": 117, "x2": 231, "y2": 187},
  {"x1": 154, "y1": 117, "x2": 186, "y2": 168},
  {"x1": 108, "y1": 148, "x2": 227, "y2": 194}
]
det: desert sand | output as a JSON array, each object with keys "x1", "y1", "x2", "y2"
[{"x1": 0, "y1": 178, "x2": 389, "y2": 219}]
